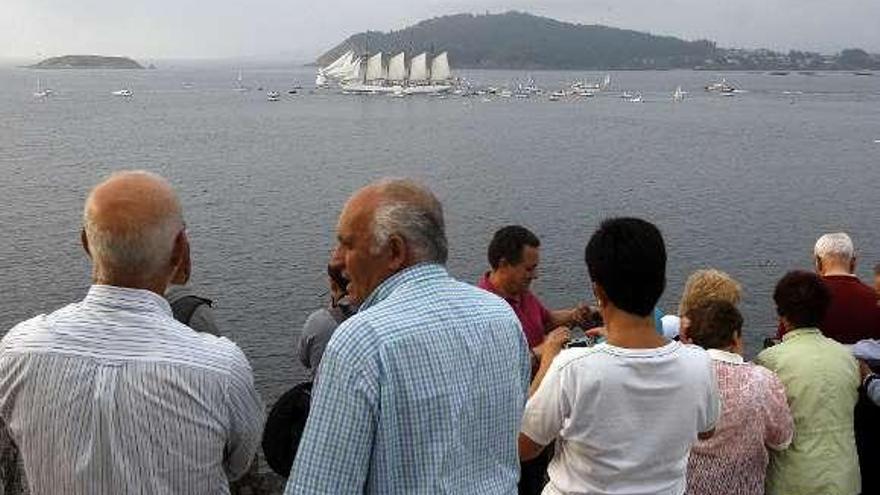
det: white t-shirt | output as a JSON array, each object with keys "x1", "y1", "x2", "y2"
[{"x1": 521, "y1": 341, "x2": 720, "y2": 495}]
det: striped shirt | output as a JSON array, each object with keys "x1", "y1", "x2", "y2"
[
  {"x1": 0, "y1": 285, "x2": 264, "y2": 495},
  {"x1": 286, "y1": 263, "x2": 531, "y2": 495}
]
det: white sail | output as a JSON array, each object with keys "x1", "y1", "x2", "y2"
[
  {"x1": 342, "y1": 57, "x2": 363, "y2": 81},
  {"x1": 322, "y1": 50, "x2": 353, "y2": 76},
  {"x1": 601, "y1": 74, "x2": 611, "y2": 90},
  {"x1": 429, "y1": 52, "x2": 451, "y2": 81},
  {"x1": 366, "y1": 52, "x2": 385, "y2": 81},
  {"x1": 409, "y1": 53, "x2": 428, "y2": 81},
  {"x1": 388, "y1": 52, "x2": 407, "y2": 81}
]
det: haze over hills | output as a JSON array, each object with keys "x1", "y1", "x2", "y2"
[
  {"x1": 29, "y1": 55, "x2": 144, "y2": 69},
  {"x1": 318, "y1": 11, "x2": 880, "y2": 71}
]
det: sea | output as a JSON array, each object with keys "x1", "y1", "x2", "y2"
[{"x1": 1, "y1": 65, "x2": 879, "y2": 407}]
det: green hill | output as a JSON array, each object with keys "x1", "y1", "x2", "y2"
[
  {"x1": 30, "y1": 55, "x2": 144, "y2": 69},
  {"x1": 317, "y1": 12, "x2": 716, "y2": 70}
]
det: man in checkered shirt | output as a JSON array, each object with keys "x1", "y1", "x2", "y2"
[{"x1": 285, "y1": 178, "x2": 531, "y2": 494}]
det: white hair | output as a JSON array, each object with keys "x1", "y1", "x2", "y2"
[
  {"x1": 368, "y1": 178, "x2": 448, "y2": 264},
  {"x1": 814, "y1": 232, "x2": 854, "y2": 263},
  {"x1": 83, "y1": 171, "x2": 183, "y2": 281}
]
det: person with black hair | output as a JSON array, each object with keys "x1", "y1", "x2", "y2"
[
  {"x1": 478, "y1": 225, "x2": 588, "y2": 352},
  {"x1": 682, "y1": 301, "x2": 793, "y2": 495},
  {"x1": 756, "y1": 270, "x2": 860, "y2": 495},
  {"x1": 519, "y1": 217, "x2": 719, "y2": 495},
  {"x1": 478, "y1": 225, "x2": 589, "y2": 495},
  {"x1": 296, "y1": 249, "x2": 358, "y2": 378}
]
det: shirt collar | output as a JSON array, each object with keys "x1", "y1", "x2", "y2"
[
  {"x1": 707, "y1": 348, "x2": 745, "y2": 364},
  {"x1": 360, "y1": 263, "x2": 448, "y2": 311},
  {"x1": 478, "y1": 271, "x2": 523, "y2": 304},
  {"x1": 84, "y1": 284, "x2": 174, "y2": 317},
  {"x1": 782, "y1": 327, "x2": 822, "y2": 342}
]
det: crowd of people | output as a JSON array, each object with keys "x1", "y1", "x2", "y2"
[{"x1": 1, "y1": 171, "x2": 880, "y2": 495}]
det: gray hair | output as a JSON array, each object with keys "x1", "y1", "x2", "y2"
[
  {"x1": 814, "y1": 232, "x2": 854, "y2": 263},
  {"x1": 83, "y1": 171, "x2": 183, "y2": 281},
  {"x1": 369, "y1": 178, "x2": 448, "y2": 264}
]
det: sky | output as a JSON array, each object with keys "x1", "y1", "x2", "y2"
[{"x1": 3, "y1": 0, "x2": 879, "y2": 61}]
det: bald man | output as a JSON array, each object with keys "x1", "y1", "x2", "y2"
[{"x1": 0, "y1": 171, "x2": 263, "y2": 494}]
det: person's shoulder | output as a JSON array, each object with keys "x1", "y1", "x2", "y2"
[
  {"x1": 554, "y1": 346, "x2": 608, "y2": 372},
  {"x1": 0, "y1": 302, "x2": 83, "y2": 351},
  {"x1": 302, "y1": 308, "x2": 337, "y2": 335}
]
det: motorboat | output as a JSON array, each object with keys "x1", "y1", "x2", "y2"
[
  {"x1": 705, "y1": 78, "x2": 736, "y2": 93},
  {"x1": 267, "y1": 91, "x2": 280, "y2": 101},
  {"x1": 111, "y1": 89, "x2": 133, "y2": 97},
  {"x1": 626, "y1": 92, "x2": 643, "y2": 103}
]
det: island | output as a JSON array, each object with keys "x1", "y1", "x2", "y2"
[
  {"x1": 29, "y1": 55, "x2": 144, "y2": 69},
  {"x1": 318, "y1": 11, "x2": 880, "y2": 71}
]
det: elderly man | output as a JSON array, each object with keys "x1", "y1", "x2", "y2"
[
  {"x1": 0, "y1": 171, "x2": 263, "y2": 494},
  {"x1": 811, "y1": 232, "x2": 880, "y2": 343},
  {"x1": 286, "y1": 179, "x2": 531, "y2": 494}
]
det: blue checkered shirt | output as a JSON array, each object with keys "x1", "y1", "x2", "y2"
[{"x1": 285, "y1": 263, "x2": 530, "y2": 494}]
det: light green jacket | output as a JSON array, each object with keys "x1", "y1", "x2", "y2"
[{"x1": 756, "y1": 328, "x2": 860, "y2": 495}]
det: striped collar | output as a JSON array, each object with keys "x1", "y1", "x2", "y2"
[
  {"x1": 360, "y1": 263, "x2": 448, "y2": 312},
  {"x1": 707, "y1": 348, "x2": 745, "y2": 364},
  {"x1": 83, "y1": 285, "x2": 173, "y2": 317}
]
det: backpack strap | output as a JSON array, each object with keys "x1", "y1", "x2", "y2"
[{"x1": 170, "y1": 295, "x2": 213, "y2": 325}]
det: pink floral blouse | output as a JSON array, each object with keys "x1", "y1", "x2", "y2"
[{"x1": 686, "y1": 349, "x2": 794, "y2": 495}]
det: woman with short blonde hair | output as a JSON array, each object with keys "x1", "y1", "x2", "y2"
[{"x1": 679, "y1": 269, "x2": 742, "y2": 316}]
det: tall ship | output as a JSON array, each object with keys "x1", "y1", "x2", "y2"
[{"x1": 316, "y1": 49, "x2": 453, "y2": 95}]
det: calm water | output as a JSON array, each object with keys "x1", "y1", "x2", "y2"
[{"x1": 1, "y1": 65, "x2": 879, "y2": 404}]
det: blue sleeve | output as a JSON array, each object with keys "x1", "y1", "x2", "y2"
[
  {"x1": 285, "y1": 322, "x2": 379, "y2": 494},
  {"x1": 852, "y1": 339, "x2": 880, "y2": 367},
  {"x1": 868, "y1": 376, "x2": 880, "y2": 407}
]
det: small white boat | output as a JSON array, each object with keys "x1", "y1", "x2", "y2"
[
  {"x1": 549, "y1": 90, "x2": 565, "y2": 100},
  {"x1": 626, "y1": 92, "x2": 643, "y2": 103},
  {"x1": 111, "y1": 89, "x2": 133, "y2": 97},
  {"x1": 266, "y1": 91, "x2": 280, "y2": 101},
  {"x1": 620, "y1": 91, "x2": 635, "y2": 99}
]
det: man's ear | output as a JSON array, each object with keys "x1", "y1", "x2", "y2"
[
  {"x1": 387, "y1": 234, "x2": 407, "y2": 271},
  {"x1": 81, "y1": 229, "x2": 91, "y2": 258},
  {"x1": 170, "y1": 230, "x2": 190, "y2": 280}
]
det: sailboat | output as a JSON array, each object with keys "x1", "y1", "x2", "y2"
[
  {"x1": 234, "y1": 70, "x2": 249, "y2": 92},
  {"x1": 320, "y1": 48, "x2": 453, "y2": 95},
  {"x1": 33, "y1": 78, "x2": 53, "y2": 99},
  {"x1": 672, "y1": 86, "x2": 685, "y2": 102}
]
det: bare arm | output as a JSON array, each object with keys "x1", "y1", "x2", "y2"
[
  {"x1": 530, "y1": 327, "x2": 569, "y2": 396},
  {"x1": 518, "y1": 433, "x2": 546, "y2": 462}
]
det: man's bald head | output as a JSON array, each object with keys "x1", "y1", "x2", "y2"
[
  {"x1": 83, "y1": 171, "x2": 186, "y2": 289},
  {"x1": 356, "y1": 178, "x2": 447, "y2": 264}
]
